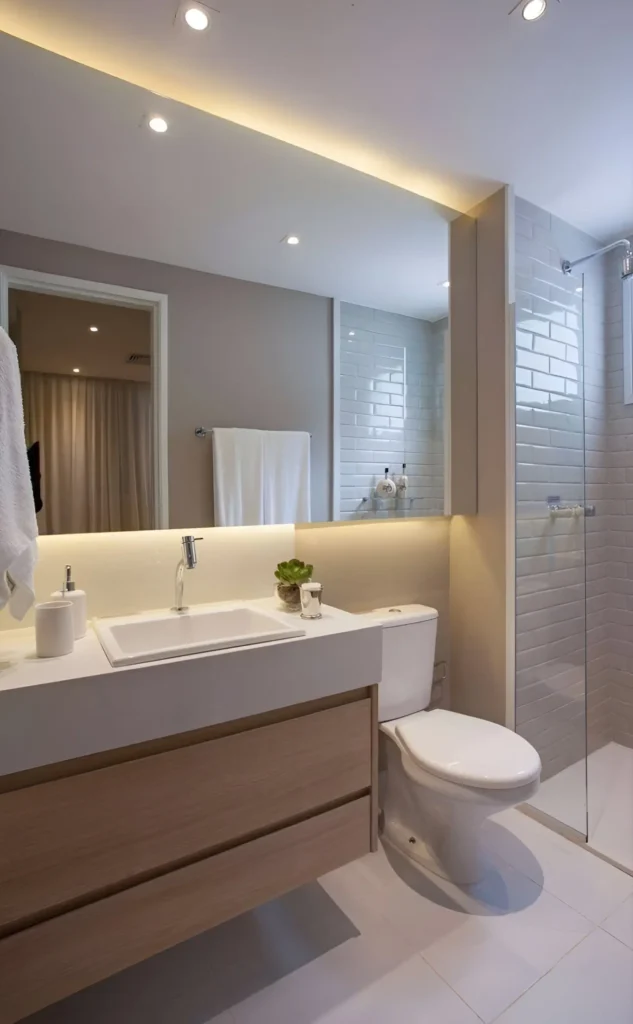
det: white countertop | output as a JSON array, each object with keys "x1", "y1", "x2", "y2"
[
  {"x1": 0, "y1": 599, "x2": 382, "y2": 777},
  {"x1": 0, "y1": 599, "x2": 370, "y2": 691}
]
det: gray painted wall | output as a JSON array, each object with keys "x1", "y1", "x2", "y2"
[{"x1": 0, "y1": 230, "x2": 332, "y2": 527}]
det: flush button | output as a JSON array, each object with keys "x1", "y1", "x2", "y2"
[{"x1": 388, "y1": 608, "x2": 403, "y2": 614}]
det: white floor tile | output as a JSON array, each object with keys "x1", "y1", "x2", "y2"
[
  {"x1": 484, "y1": 808, "x2": 633, "y2": 923},
  {"x1": 527, "y1": 743, "x2": 633, "y2": 874},
  {"x1": 420, "y1": 874, "x2": 592, "y2": 1022},
  {"x1": 602, "y1": 894, "x2": 633, "y2": 951},
  {"x1": 326, "y1": 840, "x2": 592, "y2": 1023},
  {"x1": 495, "y1": 928, "x2": 633, "y2": 1024},
  {"x1": 230, "y1": 928, "x2": 479, "y2": 1024},
  {"x1": 528, "y1": 750, "x2": 587, "y2": 834},
  {"x1": 587, "y1": 744, "x2": 633, "y2": 872}
]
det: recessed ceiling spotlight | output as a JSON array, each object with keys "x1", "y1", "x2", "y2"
[
  {"x1": 286, "y1": 235, "x2": 300, "y2": 246},
  {"x1": 89, "y1": 325, "x2": 98, "y2": 333},
  {"x1": 184, "y1": 5, "x2": 210, "y2": 30},
  {"x1": 73, "y1": 368, "x2": 80, "y2": 374},
  {"x1": 148, "y1": 116, "x2": 168, "y2": 133}
]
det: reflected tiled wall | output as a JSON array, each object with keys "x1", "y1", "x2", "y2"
[{"x1": 339, "y1": 303, "x2": 444, "y2": 520}]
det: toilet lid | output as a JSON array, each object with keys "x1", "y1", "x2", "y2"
[{"x1": 394, "y1": 709, "x2": 542, "y2": 790}]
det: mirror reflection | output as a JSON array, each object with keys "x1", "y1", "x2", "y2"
[
  {"x1": 0, "y1": 32, "x2": 454, "y2": 533},
  {"x1": 339, "y1": 303, "x2": 446, "y2": 521},
  {"x1": 11, "y1": 290, "x2": 154, "y2": 534}
]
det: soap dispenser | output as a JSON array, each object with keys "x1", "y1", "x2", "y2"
[
  {"x1": 51, "y1": 565, "x2": 87, "y2": 639},
  {"x1": 396, "y1": 463, "x2": 409, "y2": 498},
  {"x1": 375, "y1": 468, "x2": 397, "y2": 499}
]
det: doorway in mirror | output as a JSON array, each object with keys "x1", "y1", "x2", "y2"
[{"x1": 1, "y1": 269, "x2": 169, "y2": 535}]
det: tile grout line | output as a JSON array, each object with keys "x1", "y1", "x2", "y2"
[
  {"x1": 486, "y1": 925, "x2": 600, "y2": 1024},
  {"x1": 598, "y1": 922, "x2": 633, "y2": 954},
  {"x1": 412, "y1": 948, "x2": 486, "y2": 1023},
  {"x1": 483, "y1": 820, "x2": 633, "y2": 926}
]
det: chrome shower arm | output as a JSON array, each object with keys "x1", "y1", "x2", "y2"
[{"x1": 562, "y1": 239, "x2": 632, "y2": 276}]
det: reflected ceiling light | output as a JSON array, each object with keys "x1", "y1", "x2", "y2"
[
  {"x1": 286, "y1": 235, "x2": 300, "y2": 245},
  {"x1": 89, "y1": 325, "x2": 98, "y2": 332},
  {"x1": 73, "y1": 368, "x2": 80, "y2": 373},
  {"x1": 441, "y1": 280, "x2": 451, "y2": 288},
  {"x1": 148, "y1": 116, "x2": 168, "y2": 133},
  {"x1": 184, "y1": 5, "x2": 210, "y2": 30},
  {"x1": 575, "y1": 286, "x2": 583, "y2": 293},
  {"x1": 509, "y1": 0, "x2": 556, "y2": 20},
  {"x1": 522, "y1": 0, "x2": 547, "y2": 20},
  {"x1": 349, "y1": 331, "x2": 356, "y2": 336}
]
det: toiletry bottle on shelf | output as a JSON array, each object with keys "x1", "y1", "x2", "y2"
[
  {"x1": 396, "y1": 463, "x2": 409, "y2": 498},
  {"x1": 375, "y1": 467, "x2": 397, "y2": 499},
  {"x1": 51, "y1": 565, "x2": 87, "y2": 639}
]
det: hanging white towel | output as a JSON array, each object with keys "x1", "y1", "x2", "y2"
[
  {"x1": 0, "y1": 328, "x2": 38, "y2": 620},
  {"x1": 263, "y1": 431, "x2": 311, "y2": 525},
  {"x1": 212, "y1": 428, "x2": 265, "y2": 526}
]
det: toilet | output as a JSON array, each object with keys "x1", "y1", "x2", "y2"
[{"x1": 368, "y1": 604, "x2": 541, "y2": 885}]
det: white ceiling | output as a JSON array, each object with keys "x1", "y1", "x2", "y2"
[
  {"x1": 0, "y1": 0, "x2": 631, "y2": 241},
  {"x1": 0, "y1": 33, "x2": 452, "y2": 319}
]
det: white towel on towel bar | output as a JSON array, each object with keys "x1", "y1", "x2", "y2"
[
  {"x1": 212, "y1": 428, "x2": 265, "y2": 526},
  {"x1": 211, "y1": 428, "x2": 311, "y2": 526},
  {"x1": 263, "y1": 431, "x2": 311, "y2": 525},
  {"x1": 0, "y1": 327, "x2": 38, "y2": 619}
]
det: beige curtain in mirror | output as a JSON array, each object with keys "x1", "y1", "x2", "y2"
[{"x1": 21, "y1": 371, "x2": 153, "y2": 534}]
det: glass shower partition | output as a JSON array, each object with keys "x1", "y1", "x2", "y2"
[{"x1": 514, "y1": 197, "x2": 589, "y2": 841}]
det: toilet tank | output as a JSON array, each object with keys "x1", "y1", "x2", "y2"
[{"x1": 367, "y1": 605, "x2": 439, "y2": 722}]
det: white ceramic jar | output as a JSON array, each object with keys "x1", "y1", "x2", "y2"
[{"x1": 35, "y1": 601, "x2": 75, "y2": 658}]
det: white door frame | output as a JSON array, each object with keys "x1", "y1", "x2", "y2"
[{"x1": 0, "y1": 265, "x2": 169, "y2": 529}]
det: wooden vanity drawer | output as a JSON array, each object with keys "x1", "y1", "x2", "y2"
[
  {"x1": 0, "y1": 698, "x2": 371, "y2": 934},
  {"x1": 0, "y1": 796, "x2": 370, "y2": 1024}
]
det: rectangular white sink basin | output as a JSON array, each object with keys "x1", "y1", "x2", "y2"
[{"x1": 94, "y1": 605, "x2": 306, "y2": 667}]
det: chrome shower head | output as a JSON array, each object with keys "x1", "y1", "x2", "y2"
[{"x1": 622, "y1": 249, "x2": 633, "y2": 280}]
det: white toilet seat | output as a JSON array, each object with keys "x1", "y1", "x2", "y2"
[
  {"x1": 397, "y1": 748, "x2": 540, "y2": 807},
  {"x1": 381, "y1": 708, "x2": 541, "y2": 791}
]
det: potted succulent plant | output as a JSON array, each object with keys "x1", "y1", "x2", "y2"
[{"x1": 274, "y1": 559, "x2": 313, "y2": 612}]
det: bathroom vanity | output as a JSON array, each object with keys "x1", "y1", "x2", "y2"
[{"x1": 0, "y1": 602, "x2": 381, "y2": 1023}]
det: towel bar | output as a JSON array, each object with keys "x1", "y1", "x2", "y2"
[{"x1": 195, "y1": 427, "x2": 312, "y2": 438}]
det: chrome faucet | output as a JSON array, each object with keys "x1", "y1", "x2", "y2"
[{"x1": 173, "y1": 535, "x2": 203, "y2": 613}]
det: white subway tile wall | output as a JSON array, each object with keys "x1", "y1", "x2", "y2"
[
  {"x1": 515, "y1": 198, "x2": 605, "y2": 785},
  {"x1": 339, "y1": 302, "x2": 445, "y2": 520},
  {"x1": 515, "y1": 198, "x2": 633, "y2": 792}
]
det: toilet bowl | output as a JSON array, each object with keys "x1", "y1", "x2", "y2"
[
  {"x1": 367, "y1": 606, "x2": 541, "y2": 886},
  {"x1": 380, "y1": 709, "x2": 540, "y2": 884}
]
